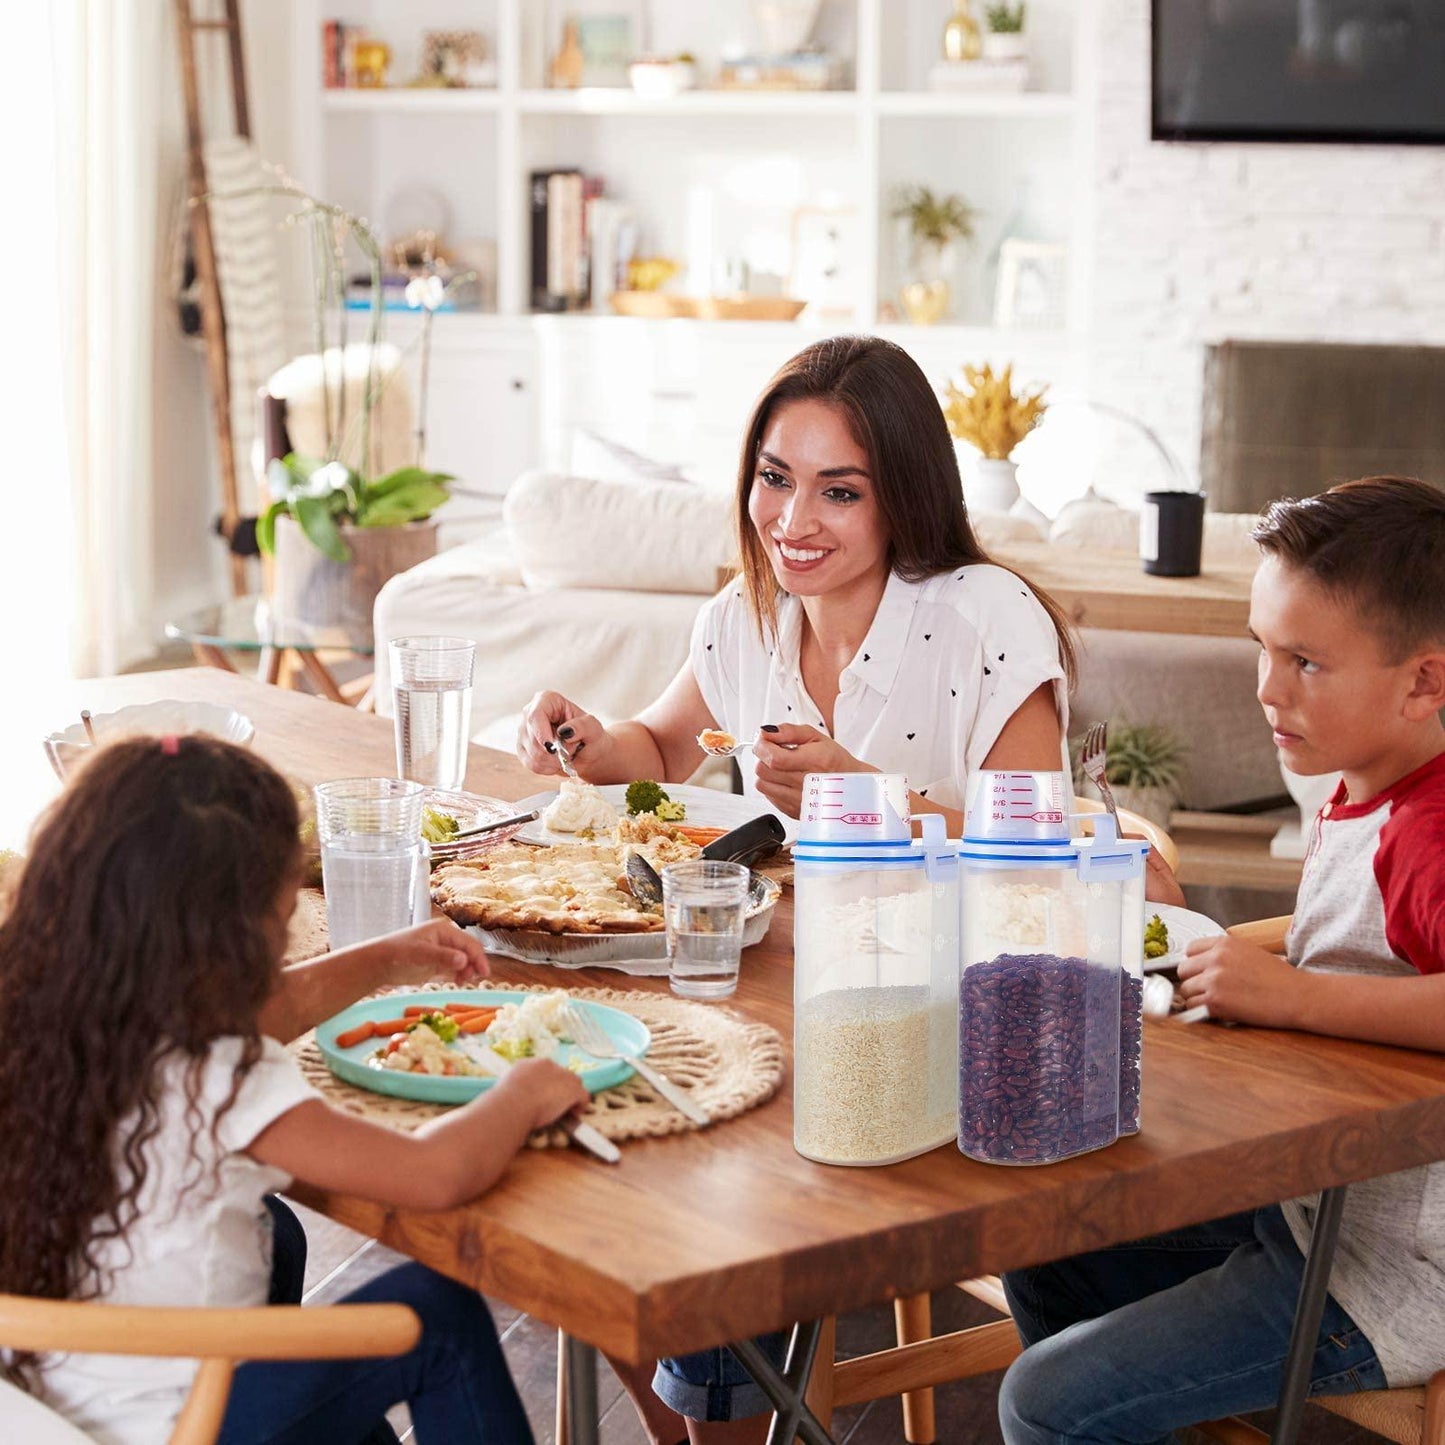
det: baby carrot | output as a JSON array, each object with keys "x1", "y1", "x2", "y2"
[
  {"x1": 334, "y1": 1022, "x2": 374, "y2": 1049},
  {"x1": 460, "y1": 1013, "x2": 498, "y2": 1034},
  {"x1": 369, "y1": 1017, "x2": 412, "y2": 1035}
]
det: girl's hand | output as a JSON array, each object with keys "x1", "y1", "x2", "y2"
[
  {"x1": 752, "y1": 725, "x2": 874, "y2": 818},
  {"x1": 498, "y1": 1057, "x2": 590, "y2": 1130},
  {"x1": 384, "y1": 917, "x2": 490, "y2": 988},
  {"x1": 516, "y1": 690, "x2": 611, "y2": 778},
  {"x1": 1176, "y1": 936, "x2": 1304, "y2": 1027}
]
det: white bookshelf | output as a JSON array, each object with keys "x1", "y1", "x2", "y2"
[{"x1": 289, "y1": 0, "x2": 1095, "y2": 337}]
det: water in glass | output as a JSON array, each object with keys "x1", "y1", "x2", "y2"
[
  {"x1": 321, "y1": 834, "x2": 428, "y2": 949},
  {"x1": 394, "y1": 680, "x2": 472, "y2": 789}
]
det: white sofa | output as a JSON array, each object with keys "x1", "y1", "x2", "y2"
[{"x1": 374, "y1": 473, "x2": 1281, "y2": 811}]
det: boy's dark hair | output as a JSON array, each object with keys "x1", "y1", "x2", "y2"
[{"x1": 1252, "y1": 475, "x2": 1445, "y2": 658}]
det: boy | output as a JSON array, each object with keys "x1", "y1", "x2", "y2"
[{"x1": 998, "y1": 475, "x2": 1445, "y2": 1444}]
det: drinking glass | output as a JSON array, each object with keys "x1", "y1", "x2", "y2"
[
  {"x1": 390, "y1": 636, "x2": 475, "y2": 790},
  {"x1": 662, "y1": 860, "x2": 750, "y2": 1000},
  {"x1": 314, "y1": 778, "x2": 429, "y2": 948}
]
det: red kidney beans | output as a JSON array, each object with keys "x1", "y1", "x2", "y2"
[{"x1": 960, "y1": 952, "x2": 1143, "y2": 1164}]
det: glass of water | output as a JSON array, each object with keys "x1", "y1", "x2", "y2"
[
  {"x1": 662, "y1": 860, "x2": 750, "y2": 1000},
  {"x1": 314, "y1": 778, "x2": 429, "y2": 949},
  {"x1": 390, "y1": 636, "x2": 476, "y2": 790}
]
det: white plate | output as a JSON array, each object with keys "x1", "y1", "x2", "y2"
[
  {"x1": 511, "y1": 783, "x2": 797, "y2": 847},
  {"x1": 1143, "y1": 903, "x2": 1226, "y2": 973}
]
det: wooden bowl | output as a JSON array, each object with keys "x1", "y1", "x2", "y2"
[
  {"x1": 695, "y1": 294, "x2": 807, "y2": 322},
  {"x1": 609, "y1": 291, "x2": 700, "y2": 319}
]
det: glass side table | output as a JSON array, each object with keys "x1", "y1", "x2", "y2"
[{"x1": 165, "y1": 595, "x2": 375, "y2": 708}]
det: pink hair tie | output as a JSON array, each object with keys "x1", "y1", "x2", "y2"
[{"x1": 160, "y1": 734, "x2": 181, "y2": 756}]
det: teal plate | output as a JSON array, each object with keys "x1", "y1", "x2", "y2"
[{"x1": 316, "y1": 990, "x2": 651, "y2": 1106}]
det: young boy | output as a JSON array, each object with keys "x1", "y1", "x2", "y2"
[{"x1": 998, "y1": 475, "x2": 1445, "y2": 1444}]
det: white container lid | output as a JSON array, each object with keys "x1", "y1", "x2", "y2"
[{"x1": 799, "y1": 772, "x2": 911, "y2": 844}]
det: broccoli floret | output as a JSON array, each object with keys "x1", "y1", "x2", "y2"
[
  {"x1": 1144, "y1": 913, "x2": 1170, "y2": 960},
  {"x1": 655, "y1": 798, "x2": 687, "y2": 821},
  {"x1": 410, "y1": 1011, "x2": 459, "y2": 1043},
  {"x1": 625, "y1": 780, "x2": 669, "y2": 815},
  {"x1": 421, "y1": 806, "x2": 460, "y2": 844}
]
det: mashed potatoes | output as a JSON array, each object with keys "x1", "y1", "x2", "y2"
[{"x1": 542, "y1": 779, "x2": 619, "y2": 835}]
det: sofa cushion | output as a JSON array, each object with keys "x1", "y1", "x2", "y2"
[{"x1": 503, "y1": 471, "x2": 734, "y2": 594}]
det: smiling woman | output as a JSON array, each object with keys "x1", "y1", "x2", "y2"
[{"x1": 519, "y1": 336, "x2": 1077, "y2": 836}]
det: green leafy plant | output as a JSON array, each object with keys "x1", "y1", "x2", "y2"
[
  {"x1": 257, "y1": 458, "x2": 452, "y2": 564},
  {"x1": 1074, "y1": 721, "x2": 1186, "y2": 792},
  {"x1": 985, "y1": 2, "x2": 1026, "y2": 33},
  {"x1": 892, "y1": 185, "x2": 977, "y2": 249}
]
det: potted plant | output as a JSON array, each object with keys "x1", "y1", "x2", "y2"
[
  {"x1": 204, "y1": 179, "x2": 464, "y2": 649},
  {"x1": 1074, "y1": 720, "x2": 1186, "y2": 828},
  {"x1": 983, "y1": 1, "x2": 1028, "y2": 61},
  {"x1": 942, "y1": 362, "x2": 1047, "y2": 513},
  {"x1": 892, "y1": 185, "x2": 977, "y2": 325}
]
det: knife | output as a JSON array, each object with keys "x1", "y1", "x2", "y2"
[
  {"x1": 455, "y1": 1038, "x2": 621, "y2": 1164},
  {"x1": 448, "y1": 809, "x2": 540, "y2": 841}
]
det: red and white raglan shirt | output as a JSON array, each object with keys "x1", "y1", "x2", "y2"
[{"x1": 1281, "y1": 749, "x2": 1445, "y2": 1387}]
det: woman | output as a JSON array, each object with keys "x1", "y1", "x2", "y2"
[
  {"x1": 519, "y1": 336, "x2": 1091, "y2": 1444},
  {"x1": 518, "y1": 334, "x2": 1074, "y2": 836}
]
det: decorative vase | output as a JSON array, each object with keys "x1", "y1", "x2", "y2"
[
  {"x1": 942, "y1": 0, "x2": 982, "y2": 61},
  {"x1": 964, "y1": 457, "x2": 1021, "y2": 514},
  {"x1": 549, "y1": 20, "x2": 585, "y2": 88},
  {"x1": 982, "y1": 30, "x2": 1028, "y2": 61},
  {"x1": 900, "y1": 239, "x2": 957, "y2": 325},
  {"x1": 750, "y1": 0, "x2": 823, "y2": 54},
  {"x1": 271, "y1": 516, "x2": 439, "y2": 652}
]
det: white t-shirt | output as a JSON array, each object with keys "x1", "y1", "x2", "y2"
[
  {"x1": 30, "y1": 1036, "x2": 318, "y2": 1445},
  {"x1": 690, "y1": 565, "x2": 1068, "y2": 814}
]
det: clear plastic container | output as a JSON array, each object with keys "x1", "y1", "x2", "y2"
[
  {"x1": 793, "y1": 773, "x2": 960, "y2": 1166},
  {"x1": 958, "y1": 770, "x2": 1146, "y2": 1166}
]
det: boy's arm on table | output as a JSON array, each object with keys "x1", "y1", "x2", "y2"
[
  {"x1": 260, "y1": 918, "x2": 490, "y2": 1043},
  {"x1": 1177, "y1": 936, "x2": 1445, "y2": 1052}
]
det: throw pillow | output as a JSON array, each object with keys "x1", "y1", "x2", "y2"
[{"x1": 504, "y1": 471, "x2": 733, "y2": 595}]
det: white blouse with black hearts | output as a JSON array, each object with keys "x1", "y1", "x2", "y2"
[{"x1": 690, "y1": 564, "x2": 1068, "y2": 815}]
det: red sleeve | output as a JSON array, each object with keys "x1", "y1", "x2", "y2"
[{"x1": 1375, "y1": 794, "x2": 1445, "y2": 975}]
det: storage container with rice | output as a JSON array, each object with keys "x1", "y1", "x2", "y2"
[{"x1": 792, "y1": 773, "x2": 959, "y2": 1166}]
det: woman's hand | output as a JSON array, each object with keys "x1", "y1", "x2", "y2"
[
  {"x1": 752, "y1": 725, "x2": 874, "y2": 817},
  {"x1": 517, "y1": 690, "x2": 612, "y2": 777},
  {"x1": 381, "y1": 917, "x2": 491, "y2": 989},
  {"x1": 1176, "y1": 935, "x2": 1306, "y2": 1027}
]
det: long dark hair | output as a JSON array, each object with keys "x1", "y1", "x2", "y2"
[
  {"x1": 0, "y1": 735, "x2": 299, "y2": 1388},
  {"x1": 734, "y1": 335, "x2": 1076, "y2": 684}
]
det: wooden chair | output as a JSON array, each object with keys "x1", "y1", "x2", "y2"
[{"x1": 0, "y1": 1293, "x2": 420, "y2": 1445}]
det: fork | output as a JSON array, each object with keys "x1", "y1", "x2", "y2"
[
  {"x1": 550, "y1": 733, "x2": 581, "y2": 780},
  {"x1": 1078, "y1": 721, "x2": 1121, "y2": 832},
  {"x1": 561, "y1": 1003, "x2": 711, "y2": 1126}
]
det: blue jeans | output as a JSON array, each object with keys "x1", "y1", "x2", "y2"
[
  {"x1": 998, "y1": 1203, "x2": 1386, "y2": 1445},
  {"x1": 217, "y1": 1198, "x2": 533, "y2": 1445},
  {"x1": 653, "y1": 1331, "x2": 791, "y2": 1422}
]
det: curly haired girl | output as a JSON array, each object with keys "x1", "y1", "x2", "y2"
[{"x1": 0, "y1": 734, "x2": 586, "y2": 1444}]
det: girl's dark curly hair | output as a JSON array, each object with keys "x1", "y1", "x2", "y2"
[{"x1": 0, "y1": 734, "x2": 299, "y2": 1388}]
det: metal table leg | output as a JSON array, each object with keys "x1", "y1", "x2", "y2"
[
  {"x1": 730, "y1": 1322, "x2": 836, "y2": 1445},
  {"x1": 1271, "y1": 1184, "x2": 1348, "y2": 1445},
  {"x1": 562, "y1": 1334, "x2": 600, "y2": 1445}
]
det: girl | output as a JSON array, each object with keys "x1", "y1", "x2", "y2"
[
  {"x1": 518, "y1": 334, "x2": 1075, "y2": 836},
  {"x1": 0, "y1": 734, "x2": 587, "y2": 1445}
]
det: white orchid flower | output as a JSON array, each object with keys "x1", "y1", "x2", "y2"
[{"x1": 405, "y1": 274, "x2": 447, "y2": 311}]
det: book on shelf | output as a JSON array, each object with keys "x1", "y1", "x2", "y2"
[
  {"x1": 322, "y1": 19, "x2": 365, "y2": 88},
  {"x1": 529, "y1": 168, "x2": 598, "y2": 312}
]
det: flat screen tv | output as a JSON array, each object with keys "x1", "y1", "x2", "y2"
[{"x1": 1152, "y1": 1, "x2": 1445, "y2": 145}]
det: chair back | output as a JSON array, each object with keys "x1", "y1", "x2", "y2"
[{"x1": 1072, "y1": 795, "x2": 1179, "y2": 870}]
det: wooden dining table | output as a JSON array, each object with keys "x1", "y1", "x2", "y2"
[{"x1": 27, "y1": 670, "x2": 1445, "y2": 1445}]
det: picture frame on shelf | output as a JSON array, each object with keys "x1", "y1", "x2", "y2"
[
  {"x1": 994, "y1": 239, "x2": 1068, "y2": 330},
  {"x1": 788, "y1": 206, "x2": 861, "y2": 320}
]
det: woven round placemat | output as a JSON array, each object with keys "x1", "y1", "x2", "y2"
[{"x1": 292, "y1": 981, "x2": 786, "y2": 1149}]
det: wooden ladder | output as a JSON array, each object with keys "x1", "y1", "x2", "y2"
[{"x1": 173, "y1": 0, "x2": 252, "y2": 597}]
